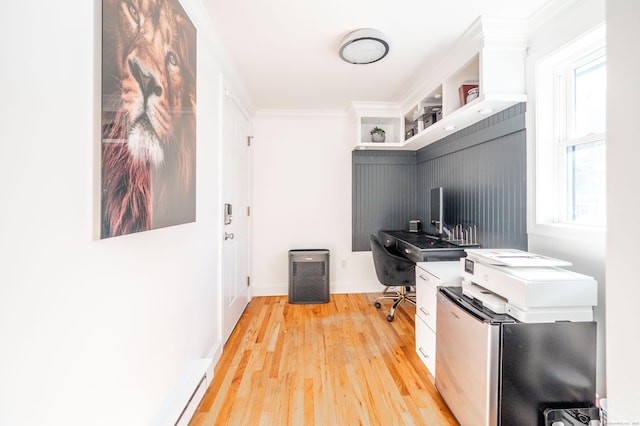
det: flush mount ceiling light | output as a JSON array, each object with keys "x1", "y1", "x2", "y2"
[{"x1": 339, "y1": 28, "x2": 389, "y2": 64}]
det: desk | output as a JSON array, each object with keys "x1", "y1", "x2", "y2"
[{"x1": 379, "y1": 230, "x2": 469, "y2": 263}]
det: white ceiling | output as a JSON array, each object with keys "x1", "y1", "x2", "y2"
[{"x1": 203, "y1": 0, "x2": 550, "y2": 111}]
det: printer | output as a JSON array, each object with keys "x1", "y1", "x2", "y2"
[{"x1": 459, "y1": 248, "x2": 597, "y2": 322}]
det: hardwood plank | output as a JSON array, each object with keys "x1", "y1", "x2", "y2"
[{"x1": 189, "y1": 294, "x2": 459, "y2": 426}]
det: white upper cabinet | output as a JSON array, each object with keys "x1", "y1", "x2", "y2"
[
  {"x1": 351, "y1": 16, "x2": 527, "y2": 151},
  {"x1": 349, "y1": 102, "x2": 405, "y2": 147}
]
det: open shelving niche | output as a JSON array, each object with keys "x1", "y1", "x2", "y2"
[
  {"x1": 349, "y1": 102, "x2": 405, "y2": 147},
  {"x1": 351, "y1": 16, "x2": 528, "y2": 151}
]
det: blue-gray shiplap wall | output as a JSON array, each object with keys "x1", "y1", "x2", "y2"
[
  {"x1": 352, "y1": 151, "x2": 417, "y2": 250},
  {"x1": 352, "y1": 103, "x2": 527, "y2": 251}
]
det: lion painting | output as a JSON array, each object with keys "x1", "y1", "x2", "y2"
[{"x1": 101, "y1": 0, "x2": 196, "y2": 238}]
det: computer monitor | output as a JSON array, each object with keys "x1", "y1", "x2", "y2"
[{"x1": 430, "y1": 187, "x2": 443, "y2": 235}]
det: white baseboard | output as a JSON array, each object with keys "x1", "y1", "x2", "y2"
[
  {"x1": 332, "y1": 282, "x2": 382, "y2": 294},
  {"x1": 251, "y1": 281, "x2": 381, "y2": 297},
  {"x1": 155, "y1": 340, "x2": 222, "y2": 426},
  {"x1": 174, "y1": 364, "x2": 209, "y2": 426},
  {"x1": 252, "y1": 285, "x2": 288, "y2": 297},
  {"x1": 206, "y1": 340, "x2": 223, "y2": 377}
]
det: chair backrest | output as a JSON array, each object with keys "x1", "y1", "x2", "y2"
[{"x1": 369, "y1": 234, "x2": 416, "y2": 288}]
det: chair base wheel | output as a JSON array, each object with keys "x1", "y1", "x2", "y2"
[
  {"x1": 387, "y1": 315, "x2": 394, "y2": 322},
  {"x1": 375, "y1": 302, "x2": 381, "y2": 309}
]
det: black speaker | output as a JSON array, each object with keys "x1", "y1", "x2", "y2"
[{"x1": 288, "y1": 249, "x2": 329, "y2": 304}]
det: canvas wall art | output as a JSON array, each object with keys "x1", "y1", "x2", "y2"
[{"x1": 101, "y1": 0, "x2": 197, "y2": 238}]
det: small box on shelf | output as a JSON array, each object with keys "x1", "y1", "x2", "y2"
[
  {"x1": 405, "y1": 126, "x2": 417, "y2": 140},
  {"x1": 422, "y1": 113, "x2": 437, "y2": 128},
  {"x1": 419, "y1": 105, "x2": 443, "y2": 131}
]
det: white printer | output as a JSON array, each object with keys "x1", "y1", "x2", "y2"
[{"x1": 460, "y1": 248, "x2": 597, "y2": 322}]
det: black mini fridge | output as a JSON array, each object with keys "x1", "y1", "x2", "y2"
[{"x1": 436, "y1": 287, "x2": 597, "y2": 426}]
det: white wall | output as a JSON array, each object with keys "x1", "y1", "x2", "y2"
[
  {"x1": 605, "y1": 0, "x2": 640, "y2": 422},
  {"x1": 525, "y1": 0, "x2": 608, "y2": 396},
  {"x1": 251, "y1": 112, "x2": 380, "y2": 296},
  {"x1": 527, "y1": 0, "x2": 640, "y2": 420},
  {"x1": 0, "y1": 1, "x2": 237, "y2": 424}
]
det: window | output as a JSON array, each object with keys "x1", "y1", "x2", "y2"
[
  {"x1": 534, "y1": 25, "x2": 607, "y2": 233},
  {"x1": 561, "y1": 53, "x2": 607, "y2": 225}
]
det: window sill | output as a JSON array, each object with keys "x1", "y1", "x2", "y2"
[{"x1": 528, "y1": 222, "x2": 606, "y2": 244}]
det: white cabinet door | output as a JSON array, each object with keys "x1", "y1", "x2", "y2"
[
  {"x1": 416, "y1": 314, "x2": 436, "y2": 377},
  {"x1": 414, "y1": 261, "x2": 462, "y2": 377},
  {"x1": 416, "y1": 270, "x2": 438, "y2": 331}
]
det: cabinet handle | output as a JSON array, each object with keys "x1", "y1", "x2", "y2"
[
  {"x1": 419, "y1": 307, "x2": 430, "y2": 316},
  {"x1": 418, "y1": 347, "x2": 429, "y2": 358},
  {"x1": 418, "y1": 274, "x2": 429, "y2": 282}
]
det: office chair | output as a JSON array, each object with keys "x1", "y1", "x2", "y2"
[{"x1": 369, "y1": 234, "x2": 416, "y2": 322}]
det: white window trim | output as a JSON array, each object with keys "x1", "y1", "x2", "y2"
[{"x1": 527, "y1": 24, "x2": 606, "y2": 243}]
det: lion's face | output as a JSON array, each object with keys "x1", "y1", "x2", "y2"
[
  {"x1": 107, "y1": 0, "x2": 196, "y2": 167},
  {"x1": 101, "y1": 0, "x2": 196, "y2": 237}
]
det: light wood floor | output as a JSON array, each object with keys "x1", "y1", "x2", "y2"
[{"x1": 189, "y1": 293, "x2": 458, "y2": 426}]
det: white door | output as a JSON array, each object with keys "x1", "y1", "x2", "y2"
[{"x1": 221, "y1": 85, "x2": 251, "y2": 344}]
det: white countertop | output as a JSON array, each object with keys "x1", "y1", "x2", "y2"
[{"x1": 416, "y1": 261, "x2": 462, "y2": 285}]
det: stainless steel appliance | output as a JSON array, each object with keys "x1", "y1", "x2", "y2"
[{"x1": 436, "y1": 286, "x2": 597, "y2": 426}]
